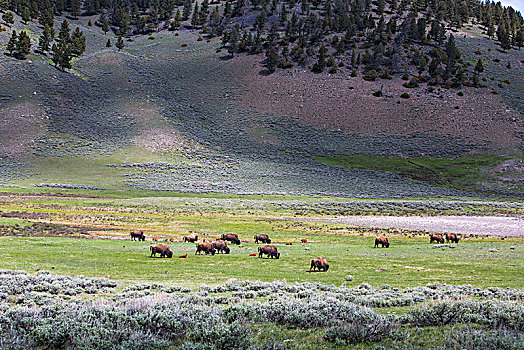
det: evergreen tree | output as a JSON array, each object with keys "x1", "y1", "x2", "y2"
[
  {"x1": 51, "y1": 43, "x2": 60, "y2": 66},
  {"x1": 377, "y1": 0, "x2": 386, "y2": 15},
  {"x1": 474, "y1": 59, "x2": 484, "y2": 73},
  {"x1": 106, "y1": 39, "x2": 111, "y2": 47},
  {"x1": 100, "y1": 12, "x2": 109, "y2": 34},
  {"x1": 227, "y1": 26, "x2": 239, "y2": 56},
  {"x1": 497, "y1": 23, "x2": 511, "y2": 51},
  {"x1": 38, "y1": 24, "x2": 52, "y2": 53},
  {"x1": 6, "y1": 30, "x2": 17, "y2": 56},
  {"x1": 70, "y1": 27, "x2": 86, "y2": 56},
  {"x1": 445, "y1": 34, "x2": 460, "y2": 80},
  {"x1": 2, "y1": 11, "x2": 14, "y2": 25},
  {"x1": 183, "y1": 0, "x2": 192, "y2": 20},
  {"x1": 514, "y1": 28, "x2": 524, "y2": 50},
  {"x1": 58, "y1": 42, "x2": 72, "y2": 70},
  {"x1": 58, "y1": 20, "x2": 71, "y2": 44},
  {"x1": 21, "y1": 7, "x2": 30, "y2": 24},
  {"x1": 312, "y1": 45, "x2": 327, "y2": 72},
  {"x1": 71, "y1": 0, "x2": 81, "y2": 18},
  {"x1": 265, "y1": 44, "x2": 278, "y2": 73},
  {"x1": 16, "y1": 30, "x2": 31, "y2": 59},
  {"x1": 191, "y1": 3, "x2": 200, "y2": 26},
  {"x1": 116, "y1": 36, "x2": 125, "y2": 51}
]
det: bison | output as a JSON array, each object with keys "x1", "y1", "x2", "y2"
[
  {"x1": 221, "y1": 233, "x2": 240, "y2": 245},
  {"x1": 301, "y1": 239, "x2": 308, "y2": 244},
  {"x1": 254, "y1": 234, "x2": 271, "y2": 244},
  {"x1": 310, "y1": 257, "x2": 329, "y2": 272},
  {"x1": 150, "y1": 244, "x2": 173, "y2": 258},
  {"x1": 445, "y1": 233, "x2": 460, "y2": 243},
  {"x1": 130, "y1": 230, "x2": 145, "y2": 241},
  {"x1": 430, "y1": 233, "x2": 445, "y2": 244},
  {"x1": 196, "y1": 242, "x2": 216, "y2": 255},
  {"x1": 374, "y1": 237, "x2": 390, "y2": 248},
  {"x1": 183, "y1": 234, "x2": 198, "y2": 243},
  {"x1": 258, "y1": 245, "x2": 280, "y2": 259},
  {"x1": 212, "y1": 240, "x2": 230, "y2": 254}
]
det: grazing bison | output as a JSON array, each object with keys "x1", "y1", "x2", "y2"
[
  {"x1": 212, "y1": 240, "x2": 230, "y2": 254},
  {"x1": 150, "y1": 244, "x2": 173, "y2": 258},
  {"x1": 258, "y1": 245, "x2": 280, "y2": 259},
  {"x1": 430, "y1": 234, "x2": 445, "y2": 244},
  {"x1": 374, "y1": 237, "x2": 390, "y2": 248},
  {"x1": 445, "y1": 233, "x2": 460, "y2": 243},
  {"x1": 254, "y1": 234, "x2": 271, "y2": 244},
  {"x1": 196, "y1": 242, "x2": 216, "y2": 255},
  {"x1": 221, "y1": 233, "x2": 240, "y2": 245},
  {"x1": 130, "y1": 230, "x2": 145, "y2": 241},
  {"x1": 310, "y1": 257, "x2": 329, "y2": 272},
  {"x1": 183, "y1": 234, "x2": 198, "y2": 243}
]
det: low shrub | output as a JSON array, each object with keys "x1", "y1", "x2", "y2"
[{"x1": 400, "y1": 93, "x2": 410, "y2": 99}]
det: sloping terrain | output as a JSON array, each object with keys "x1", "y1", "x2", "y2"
[{"x1": 0, "y1": 14, "x2": 522, "y2": 197}]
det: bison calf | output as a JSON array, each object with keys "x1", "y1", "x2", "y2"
[
  {"x1": 445, "y1": 233, "x2": 460, "y2": 243},
  {"x1": 430, "y1": 234, "x2": 444, "y2": 244}
]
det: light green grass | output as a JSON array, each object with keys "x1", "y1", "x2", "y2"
[{"x1": 0, "y1": 235, "x2": 521, "y2": 289}]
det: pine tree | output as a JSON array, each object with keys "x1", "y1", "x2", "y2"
[
  {"x1": 70, "y1": 27, "x2": 86, "y2": 56},
  {"x1": 6, "y1": 30, "x2": 17, "y2": 56},
  {"x1": 445, "y1": 34, "x2": 460, "y2": 80},
  {"x1": 70, "y1": 0, "x2": 81, "y2": 18},
  {"x1": 497, "y1": 23, "x2": 511, "y2": 51},
  {"x1": 38, "y1": 24, "x2": 52, "y2": 53},
  {"x1": 58, "y1": 42, "x2": 72, "y2": 70},
  {"x1": 265, "y1": 44, "x2": 278, "y2": 73},
  {"x1": 116, "y1": 36, "x2": 125, "y2": 51},
  {"x1": 51, "y1": 43, "x2": 60, "y2": 66},
  {"x1": 191, "y1": 3, "x2": 200, "y2": 26},
  {"x1": 100, "y1": 12, "x2": 109, "y2": 34},
  {"x1": 183, "y1": 0, "x2": 192, "y2": 20},
  {"x1": 59, "y1": 20, "x2": 71, "y2": 44},
  {"x1": 2, "y1": 11, "x2": 14, "y2": 26},
  {"x1": 106, "y1": 39, "x2": 111, "y2": 47},
  {"x1": 21, "y1": 7, "x2": 30, "y2": 24},
  {"x1": 377, "y1": 0, "x2": 386, "y2": 15},
  {"x1": 227, "y1": 26, "x2": 239, "y2": 56},
  {"x1": 514, "y1": 28, "x2": 524, "y2": 50},
  {"x1": 16, "y1": 31, "x2": 31, "y2": 59},
  {"x1": 474, "y1": 59, "x2": 484, "y2": 73}
]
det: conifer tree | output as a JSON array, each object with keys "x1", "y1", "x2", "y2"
[
  {"x1": 70, "y1": 0, "x2": 81, "y2": 18},
  {"x1": 21, "y1": 7, "x2": 30, "y2": 24},
  {"x1": 6, "y1": 30, "x2": 17, "y2": 56},
  {"x1": 2, "y1": 11, "x2": 14, "y2": 26},
  {"x1": 497, "y1": 23, "x2": 511, "y2": 51},
  {"x1": 191, "y1": 3, "x2": 200, "y2": 26},
  {"x1": 182, "y1": 0, "x2": 191, "y2": 20},
  {"x1": 51, "y1": 43, "x2": 60, "y2": 66},
  {"x1": 100, "y1": 12, "x2": 109, "y2": 34},
  {"x1": 265, "y1": 44, "x2": 278, "y2": 73},
  {"x1": 16, "y1": 31, "x2": 31, "y2": 59},
  {"x1": 38, "y1": 24, "x2": 52, "y2": 53},
  {"x1": 474, "y1": 59, "x2": 484, "y2": 73},
  {"x1": 445, "y1": 34, "x2": 460, "y2": 80},
  {"x1": 59, "y1": 20, "x2": 71, "y2": 44},
  {"x1": 514, "y1": 28, "x2": 524, "y2": 50},
  {"x1": 227, "y1": 26, "x2": 239, "y2": 56},
  {"x1": 116, "y1": 36, "x2": 125, "y2": 51},
  {"x1": 106, "y1": 39, "x2": 111, "y2": 47},
  {"x1": 70, "y1": 27, "x2": 86, "y2": 56}
]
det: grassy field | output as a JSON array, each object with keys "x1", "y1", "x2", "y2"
[{"x1": 0, "y1": 235, "x2": 521, "y2": 289}]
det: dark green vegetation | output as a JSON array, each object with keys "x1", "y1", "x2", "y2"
[{"x1": 317, "y1": 154, "x2": 523, "y2": 194}]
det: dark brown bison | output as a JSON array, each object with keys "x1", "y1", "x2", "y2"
[
  {"x1": 130, "y1": 230, "x2": 145, "y2": 241},
  {"x1": 254, "y1": 234, "x2": 271, "y2": 244},
  {"x1": 221, "y1": 233, "x2": 240, "y2": 245},
  {"x1": 445, "y1": 233, "x2": 460, "y2": 243},
  {"x1": 212, "y1": 240, "x2": 230, "y2": 254},
  {"x1": 374, "y1": 237, "x2": 390, "y2": 248},
  {"x1": 196, "y1": 242, "x2": 216, "y2": 255},
  {"x1": 310, "y1": 257, "x2": 329, "y2": 272},
  {"x1": 150, "y1": 244, "x2": 173, "y2": 258},
  {"x1": 430, "y1": 233, "x2": 445, "y2": 244},
  {"x1": 258, "y1": 245, "x2": 280, "y2": 259},
  {"x1": 183, "y1": 234, "x2": 198, "y2": 243}
]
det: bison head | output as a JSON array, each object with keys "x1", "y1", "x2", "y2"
[
  {"x1": 276, "y1": 252, "x2": 280, "y2": 259},
  {"x1": 385, "y1": 242, "x2": 390, "y2": 248},
  {"x1": 211, "y1": 248, "x2": 216, "y2": 255},
  {"x1": 324, "y1": 264, "x2": 329, "y2": 272},
  {"x1": 166, "y1": 251, "x2": 173, "y2": 258},
  {"x1": 267, "y1": 239, "x2": 271, "y2": 243},
  {"x1": 225, "y1": 247, "x2": 230, "y2": 254}
]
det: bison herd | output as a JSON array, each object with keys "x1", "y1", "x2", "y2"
[{"x1": 136, "y1": 229, "x2": 462, "y2": 273}]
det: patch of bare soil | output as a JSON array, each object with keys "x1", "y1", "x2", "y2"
[
  {"x1": 292, "y1": 215, "x2": 524, "y2": 237},
  {"x1": 233, "y1": 55, "x2": 522, "y2": 153}
]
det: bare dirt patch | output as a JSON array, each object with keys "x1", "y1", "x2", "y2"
[
  {"x1": 233, "y1": 55, "x2": 522, "y2": 154},
  {"x1": 291, "y1": 215, "x2": 524, "y2": 237},
  {"x1": 0, "y1": 102, "x2": 46, "y2": 157}
]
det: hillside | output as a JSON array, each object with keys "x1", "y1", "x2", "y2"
[{"x1": 0, "y1": 4, "x2": 523, "y2": 196}]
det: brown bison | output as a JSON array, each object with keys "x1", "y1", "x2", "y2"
[
  {"x1": 183, "y1": 234, "x2": 198, "y2": 243},
  {"x1": 258, "y1": 245, "x2": 280, "y2": 259},
  {"x1": 254, "y1": 234, "x2": 271, "y2": 244},
  {"x1": 430, "y1": 233, "x2": 445, "y2": 244},
  {"x1": 310, "y1": 257, "x2": 329, "y2": 272},
  {"x1": 212, "y1": 240, "x2": 230, "y2": 254},
  {"x1": 195, "y1": 242, "x2": 216, "y2": 255},
  {"x1": 374, "y1": 237, "x2": 390, "y2": 248},
  {"x1": 221, "y1": 233, "x2": 240, "y2": 245},
  {"x1": 445, "y1": 233, "x2": 460, "y2": 243},
  {"x1": 150, "y1": 244, "x2": 173, "y2": 258},
  {"x1": 130, "y1": 230, "x2": 145, "y2": 241}
]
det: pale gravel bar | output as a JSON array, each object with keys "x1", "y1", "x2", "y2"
[{"x1": 288, "y1": 216, "x2": 524, "y2": 237}]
